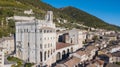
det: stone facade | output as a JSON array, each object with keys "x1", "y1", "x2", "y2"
[
  {"x1": 15, "y1": 11, "x2": 85, "y2": 67},
  {"x1": 15, "y1": 11, "x2": 56, "y2": 66}
]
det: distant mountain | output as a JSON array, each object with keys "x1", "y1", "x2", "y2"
[
  {"x1": 0, "y1": 0, "x2": 120, "y2": 37},
  {"x1": 60, "y1": 6, "x2": 120, "y2": 31}
]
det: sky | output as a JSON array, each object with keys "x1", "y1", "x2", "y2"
[{"x1": 42, "y1": 0, "x2": 120, "y2": 26}]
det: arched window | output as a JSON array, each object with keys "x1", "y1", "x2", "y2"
[
  {"x1": 57, "y1": 52, "x2": 61, "y2": 61},
  {"x1": 40, "y1": 52, "x2": 42, "y2": 62},
  {"x1": 44, "y1": 51, "x2": 46, "y2": 61},
  {"x1": 39, "y1": 30, "x2": 42, "y2": 33},
  {"x1": 62, "y1": 50, "x2": 66, "y2": 60},
  {"x1": 48, "y1": 50, "x2": 50, "y2": 57},
  {"x1": 67, "y1": 49, "x2": 69, "y2": 54},
  {"x1": 44, "y1": 30, "x2": 46, "y2": 33}
]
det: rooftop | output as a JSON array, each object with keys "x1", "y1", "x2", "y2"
[
  {"x1": 63, "y1": 57, "x2": 80, "y2": 67},
  {"x1": 40, "y1": 27, "x2": 55, "y2": 30},
  {"x1": 56, "y1": 42, "x2": 74, "y2": 50},
  {"x1": 111, "y1": 51, "x2": 120, "y2": 57}
]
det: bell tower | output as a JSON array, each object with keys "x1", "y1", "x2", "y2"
[{"x1": 45, "y1": 11, "x2": 53, "y2": 22}]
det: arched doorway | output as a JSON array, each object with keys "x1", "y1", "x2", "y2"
[
  {"x1": 56, "y1": 52, "x2": 61, "y2": 61},
  {"x1": 62, "y1": 50, "x2": 66, "y2": 60},
  {"x1": 67, "y1": 49, "x2": 70, "y2": 57}
]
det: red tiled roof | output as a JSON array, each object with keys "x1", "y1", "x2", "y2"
[
  {"x1": 64, "y1": 57, "x2": 80, "y2": 67},
  {"x1": 56, "y1": 42, "x2": 74, "y2": 50},
  {"x1": 76, "y1": 50, "x2": 86, "y2": 55}
]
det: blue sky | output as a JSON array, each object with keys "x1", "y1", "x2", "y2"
[{"x1": 42, "y1": 0, "x2": 120, "y2": 26}]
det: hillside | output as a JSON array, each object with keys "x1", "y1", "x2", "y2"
[
  {"x1": 0, "y1": 0, "x2": 120, "y2": 37},
  {"x1": 60, "y1": 6, "x2": 120, "y2": 31}
]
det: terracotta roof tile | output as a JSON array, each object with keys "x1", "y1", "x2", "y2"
[
  {"x1": 64, "y1": 57, "x2": 80, "y2": 67},
  {"x1": 76, "y1": 51, "x2": 86, "y2": 55},
  {"x1": 56, "y1": 42, "x2": 74, "y2": 50}
]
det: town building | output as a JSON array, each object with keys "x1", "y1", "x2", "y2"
[
  {"x1": 15, "y1": 11, "x2": 86, "y2": 67},
  {"x1": 0, "y1": 36, "x2": 14, "y2": 55},
  {"x1": 15, "y1": 11, "x2": 56, "y2": 66},
  {"x1": 109, "y1": 51, "x2": 120, "y2": 63}
]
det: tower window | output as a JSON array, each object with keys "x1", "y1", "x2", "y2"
[
  {"x1": 44, "y1": 51, "x2": 46, "y2": 61},
  {"x1": 40, "y1": 52, "x2": 42, "y2": 62},
  {"x1": 44, "y1": 30, "x2": 46, "y2": 33},
  {"x1": 39, "y1": 30, "x2": 42, "y2": 33}
]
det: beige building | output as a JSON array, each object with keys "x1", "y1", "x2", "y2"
[
  {"x1": 69, "y1": 28, "x2": 86, "y2": 48},
  {"x1": 0, "y1": 36, "x2": 14, "y2": 55},
  {"x1": 109, "y1": 51, "x2": 120, "y2": 63}
]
